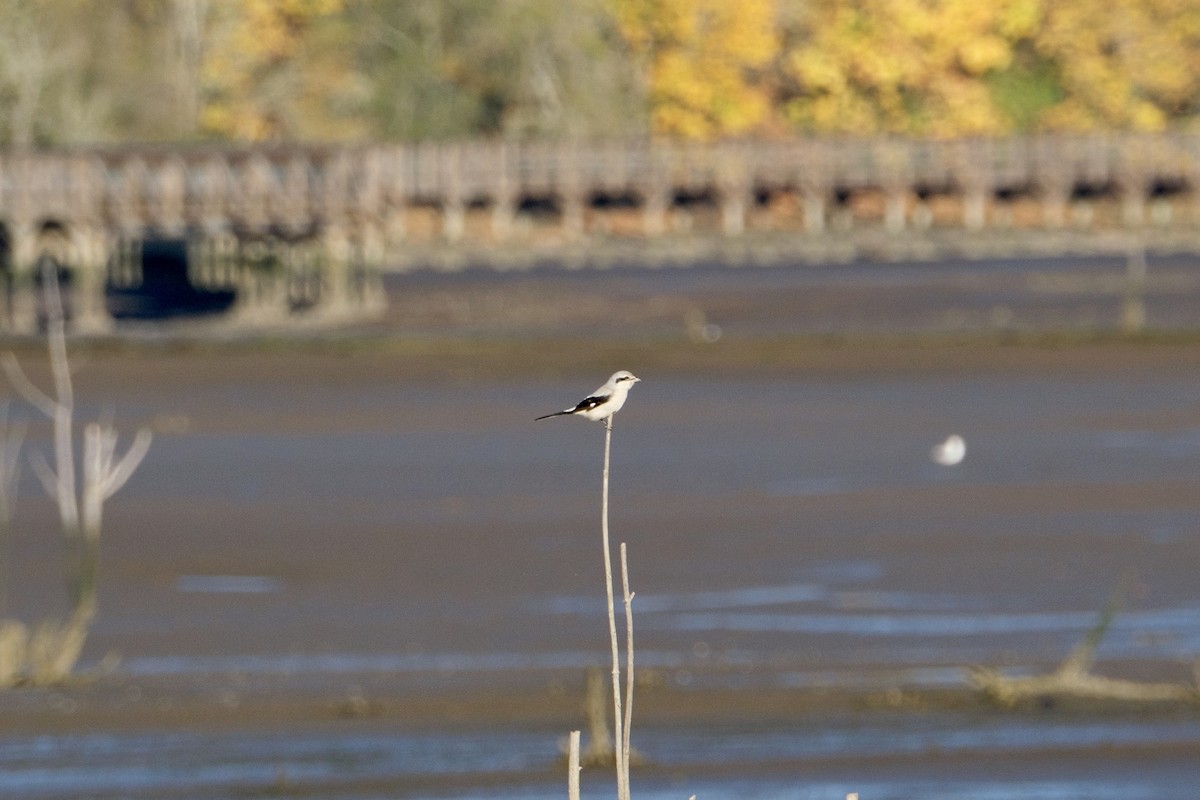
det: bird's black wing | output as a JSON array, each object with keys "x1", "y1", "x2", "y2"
[
  {"x1": 534, "y1": 392, "x2": 611, "y2": 421},
  {"x1": 570, "y1": 393, "x2": 608, "y2": 414}
]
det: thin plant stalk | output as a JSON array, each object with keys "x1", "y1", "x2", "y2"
[
  {"x1": 600, "y1": 416, "x2": 627, "y2": 800},
  {"x1": 3, "y1": 260, "x2": 82, "y2": 603},
  {"x1": 0, "y1": 404, "x2": 24, "y2": 616},
  {"x1": 567, "y1": 730, "x2": 581, "y2": 800},
  {"x1": 620, "y1": 542, "x2": 635, "y2": 796}
]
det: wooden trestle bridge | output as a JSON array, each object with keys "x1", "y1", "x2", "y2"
[{"x1": 1, "y1": 132, "x2": 1199, "y2": 333}]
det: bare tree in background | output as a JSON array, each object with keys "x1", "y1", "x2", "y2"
[
  {"x1": 170, "y1": 0, "x2": 209, "y2": 136},
  {"x1": 352, "y1": 0, "x2": 647, "y2": 141},
  {"x1": 0, "y1": 0, "x2": 56, "y2": 148}
]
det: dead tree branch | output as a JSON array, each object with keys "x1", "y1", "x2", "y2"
[
  {"x1": 0, "y1": 257, "x2": 152, "y2": 685},
  {"x1": 970, "y1": 589, "x2": 1199, "y2": 708}
]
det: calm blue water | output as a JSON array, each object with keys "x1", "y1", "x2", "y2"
[{"x1": 4, "y1": 715, "x2": 1200, "y2": 798}]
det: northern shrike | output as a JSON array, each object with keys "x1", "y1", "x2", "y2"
[{"x1": 536, "y1": 370, "x2": 641, "y2": 423}]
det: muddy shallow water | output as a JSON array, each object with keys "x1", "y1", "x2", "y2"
[{"x1": 3, "y1": 256, "x2": 1200, "y2": 797}]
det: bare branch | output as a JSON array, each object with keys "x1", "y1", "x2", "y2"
[
  {"x1": 0, "y1": 405, "x2": 26, "y2": 519},
  {"x1": 82, "y1": 422, "x2": 108, "y2": 498},
  {"x1": 0, "y1": 419, "x2": 25, "y2": 485},
  {"x1": 100, "y1": 427, "x2": 152, "y2": 498},
  {"x1": 600, "y1": 419, "x2": 627, "y2": 800},
  {"x1": 36, "y1": 260, "x2": 78, "y2": 536},
  {"x1": 28, "y1": 450, "x2": 59, "y2": 500},
  {"x1": 1, "y1": 353, "x2": 58, "y2": 419}
]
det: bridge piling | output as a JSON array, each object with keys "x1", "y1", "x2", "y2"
[
  {"x1": 8, "y1": 220, "x2": 39, "y2": 335},
  {"x1": 73, "y1": 224, "x2": 112, "y2": 334}
]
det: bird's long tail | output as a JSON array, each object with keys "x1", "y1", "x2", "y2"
[{"x1": 534, "y1": 410, "x2": 572, "y2": 421}]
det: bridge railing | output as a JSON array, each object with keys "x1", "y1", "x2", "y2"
[
  {"x1": 0, "y1": 133, "x2": 1197, "y2": 333},
  {"x1": 2, "y1": 133, "x2": 1196, "y2": 238}
]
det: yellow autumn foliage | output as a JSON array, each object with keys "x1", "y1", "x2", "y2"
[
  {"x1": 19, "y1": 0, "x2": 1197, "y2": 146},
  {"x1": 1033, "y1": 0, "x2": 1200, "y2": 131},
  {"x1": 779, "y1": 0, "x2": 1200, "y2": 136},
  {"x1": 782, "y1": 0, "x2": 1021, "y2": 136},
  {"x1": 192, "y1": 0, "x2": 1200, "y2": 142},
  {"x1": 609, "y1": 0, "x2": 778, "y2": 138},
  {"x1": 201, "y1": 0, "x2": 357, "y2": 141}
]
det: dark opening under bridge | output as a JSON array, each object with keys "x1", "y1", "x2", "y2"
[{"x1": 2, "y1": 132, "x2": 1199, "y2": 334}]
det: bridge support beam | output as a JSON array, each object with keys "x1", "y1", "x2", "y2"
[
  {"x1": 72, "y1": 225, "x2": 114, "y2": 334},
  {"x1": 491, "y1": 194, "x2": 516, "y2": 241},
  {"x1": 720, "y1": 188, "x2": 748, "y2": 237},
  {"x1": 641, "y1": 185, "x2": 669, "y2": 238},
  {"x1": 230, "y1": 239, "x2": 290, "y2": 325},
  {"x1": 358, "y1": 224, "x2": 388, "y2": 316},
  {"x1": 1119, "y1": 175, "x2": 1148, "y2": 228},
  {"x1": 963, "y1": 185, "x2": 988, "y2": 231},
  {"x1": 317, "y1": 225, "x2": 354, "y2": 321},
  {"x1": 8, "y1": 221, "x2": 39, "y2": 335},
  {"x1": 884, "y1": 185, "x2": 907, "y2": 233},
  {"x1": 442, "y1": 194, "x2": 465, "y2": 243},
  {"x1": 717, "y1": 153, "x2": 750, "y2": 237},
  {"x1": 1038, "y1": 177, "x2": 1070, "y2": 229},
  {"x1": 562, "y1": 191, "x2": 585, "y2": 239},
  {"x1": 801, "y1": 188, "x2": 827, "y2": 234}
]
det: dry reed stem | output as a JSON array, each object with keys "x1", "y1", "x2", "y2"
[
  {"x1": 620, "y1": 542, "x2": 635, "y2": 795},
  {"x1": 600, "y1": 417, "x2": 627, "y2": 800},
  {"x1": 567, "y1": 730, "x2": 581, "y2": 800}
]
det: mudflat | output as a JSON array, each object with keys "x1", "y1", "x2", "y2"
[{"x1": 4, "y1": 258, "x2": 1200, "y2": 797}]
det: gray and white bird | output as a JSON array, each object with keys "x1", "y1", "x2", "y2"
[{"x1": 536, "y1": 370, "x2": 641, "y2": 422}]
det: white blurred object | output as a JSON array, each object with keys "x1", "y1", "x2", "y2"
[{"x1": 931, "y1": 434, "x2": 966, "y2": 466}]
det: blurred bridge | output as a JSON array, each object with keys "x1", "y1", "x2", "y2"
[{"x1": 1, "y1": 132, "x2": 1199, "y2": 333}]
